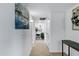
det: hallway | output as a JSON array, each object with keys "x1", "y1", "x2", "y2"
[
  {"x1": 30, "y1": 40, "x2": 49, "y2": 56},
  {"x1": 0, "y1": 3, "x2": 79, "y2": 56}
]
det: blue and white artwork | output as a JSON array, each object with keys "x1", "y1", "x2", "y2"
[{"x1": 15, "y1": 3, "x2": 29, "y2": 29}]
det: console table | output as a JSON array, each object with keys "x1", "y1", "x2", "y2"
[{"x1": 62, "y1": 40, "x2": 79, "y2": 56}]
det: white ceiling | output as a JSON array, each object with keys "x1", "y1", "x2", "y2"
[{"x1": 26, "y1": 3, "x2": 77, "y2": 17}]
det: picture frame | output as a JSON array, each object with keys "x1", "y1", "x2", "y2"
[
  {"x1": 71, "y1": 6, "x2": 79, "y2": 30},
  {"x1": 15, "y1": 3, "x2": 29, "y2": 29}
]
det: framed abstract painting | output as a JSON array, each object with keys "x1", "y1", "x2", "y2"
[
  {"x1": 15, "y1": 3, "x2": 29, "y2": 29},
  {"x1": 71, "y1": 6, "x2": 79, "y2": 30}
]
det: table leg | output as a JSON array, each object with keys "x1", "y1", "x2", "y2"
[
  {"x1": 62, "y1": 41, "x2": 63, "y2": 56},
  {"x1": 68, "y1": 46, "x2": 70, "y2": 56}
]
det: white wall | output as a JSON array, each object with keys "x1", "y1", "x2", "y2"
[
  {"x1": 48, "y1": 12, "x2": 65, "y2": 52},
  {"x1": 30, "y1": 16, "x2": 35, "y2": 43},
  {"x1": 65, "y1": 4, "x2": 79, "y2": 56},
  {"x1": 0, "y1": 3, "x2": 32, "y2": 56}
]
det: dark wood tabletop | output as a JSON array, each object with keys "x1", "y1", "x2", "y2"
[{"x1": 62, "y1": 40, "x2": 79, "y2": 51}]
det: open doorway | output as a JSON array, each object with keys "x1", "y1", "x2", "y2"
[
  {"x1": 31, "y1": 16, "x2": 50, "y2": 43},
  {"x1": 35, "y1": 22, "x2": 45, "y2": 40}
]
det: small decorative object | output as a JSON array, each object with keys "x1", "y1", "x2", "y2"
[
  {"x1": 15, "y1": 3, "x2": 29, "y2": 29},
  {"x1": 71, "y1": 6, "x2": 79, "y2": 30},
  {"x1": 40, "y1": 32, "x2": 44, "y2": 40}
]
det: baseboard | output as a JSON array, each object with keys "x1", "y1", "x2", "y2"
[
  {"x1": 50, "y1": 52, "x2": 62, "y2": 54},
  {"x1": 49, "y1": 52, "x2": 67, "y2": 56}
]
